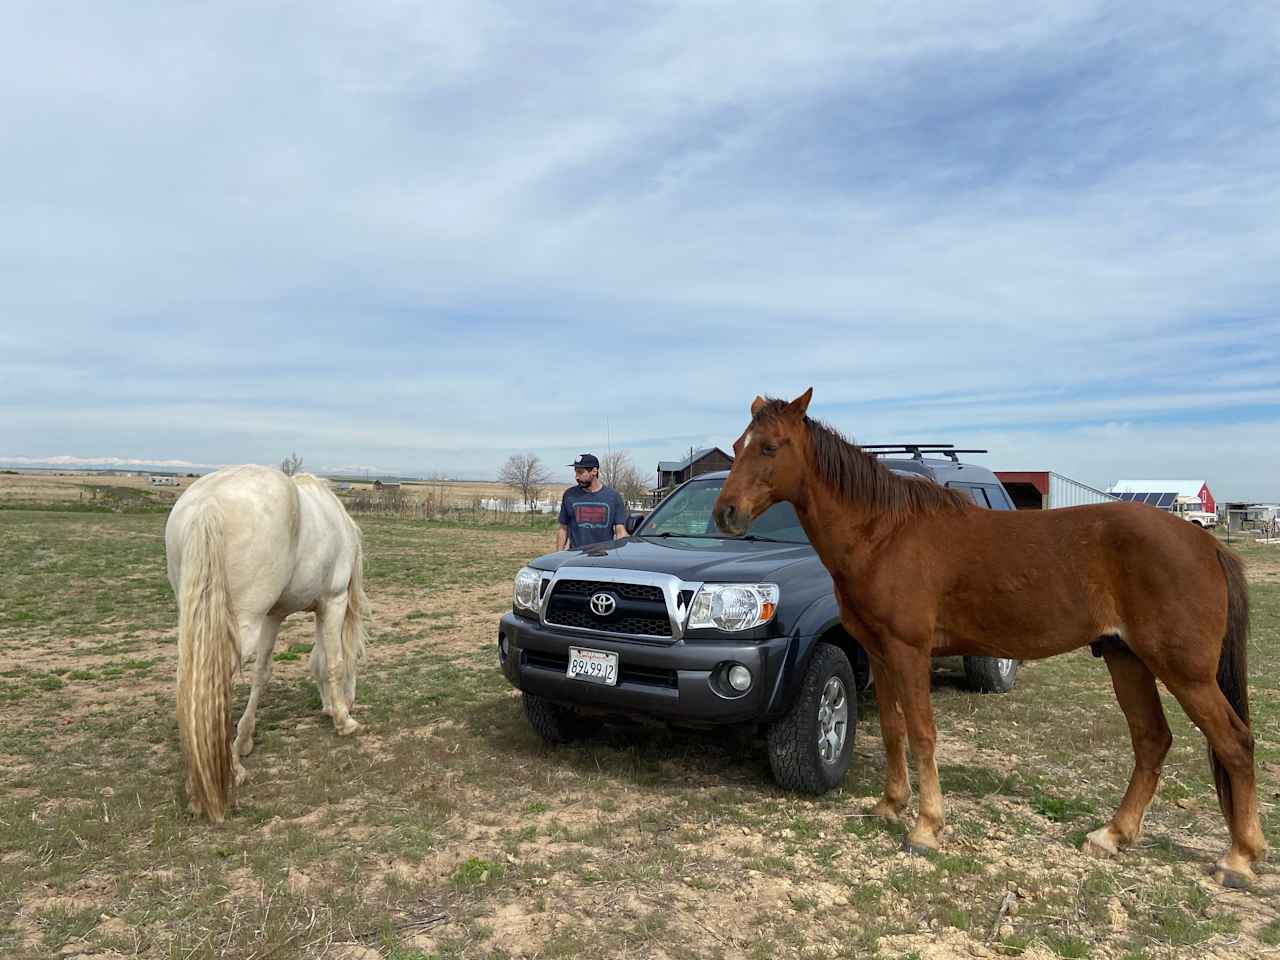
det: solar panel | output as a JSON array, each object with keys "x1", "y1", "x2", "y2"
[{"x1": 1115, "y1": 491, "x2": 1186, "y2": 505}]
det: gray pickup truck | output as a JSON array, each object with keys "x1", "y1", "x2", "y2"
[{"x1": 497, "y1": 446, "x2": 1020, "y2": 794}]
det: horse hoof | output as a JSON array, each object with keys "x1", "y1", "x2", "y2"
[
  {"x1": 901, "y1": 837, "x2": 935, "y2": 857},
  {"x1": 1083, "y1": 829, "x2": 1119, "y2": 859},
  {"x1": 871, "y1": 800, "x2": 905, "y2": 821},
  {"x1": 1214, "y1": 866, "x2": 1254, "y2": 889},
  {"x1": 336, "y1": 717, "x2": 360, "y2": 736}
]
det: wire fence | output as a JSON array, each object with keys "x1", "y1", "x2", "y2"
[{"x1": 341, "y1": 489, "x2": 553, "y2": 524}]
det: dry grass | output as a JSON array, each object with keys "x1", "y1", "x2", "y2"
[
  {"x1": 0, "y1": 472, "x2": 193, "y2": 508},
  {"x1": 0, "y1": 510, "x2": 1277, "y2": 960}
]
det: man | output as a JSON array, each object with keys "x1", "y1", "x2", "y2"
[{"x1": 557, "y1": 453, "x2": 628, "y2": 550}]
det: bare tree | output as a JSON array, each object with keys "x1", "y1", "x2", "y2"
[
  {"x1": 280, "y1": 452, "x2": 304, "y2": 476},
  {"x1": 600, "y1": 450, "x2": 649, "y2": 504},
  {"x1": 498, "y1": 453, "x2": 552, "y2": 508}
]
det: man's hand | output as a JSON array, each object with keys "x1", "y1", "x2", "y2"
[{"x1": 556, "y1": 524, "x2": 569, "y2": 551}]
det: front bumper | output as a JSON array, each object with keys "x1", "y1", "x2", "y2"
[{"x1": 498, "y1": 612, "x2": 793, "y2": 723}]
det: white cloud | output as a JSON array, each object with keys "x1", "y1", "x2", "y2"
[{"x1": 1, "y1": 2, "x2": 1278, "y2": 498}]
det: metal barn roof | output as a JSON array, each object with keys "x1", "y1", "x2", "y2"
[{"x1": 658, "y1": 448, "x2": 719, "y2": 472}]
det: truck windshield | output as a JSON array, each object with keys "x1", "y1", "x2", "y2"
[{"x1": 638, "y1": 479, "x2": 810, "y2": 543}]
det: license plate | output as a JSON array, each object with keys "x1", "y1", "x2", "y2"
[{"x1": 567, "y1": 647, "x2": 618, "y2": 686}]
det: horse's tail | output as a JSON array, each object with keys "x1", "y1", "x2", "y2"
[
  {"x1": 341, "y1": 528, "x2": 369, "y2": 674},
  {"x1": 176, "y1": 502, "x2": 240, "y2": 821},
  {"x1": 1211, "y1": 542, "x2": 1251, "y2": 819}
]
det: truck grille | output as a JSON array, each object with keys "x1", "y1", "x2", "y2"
[
  {"x1": 544, "y1": 578, "x2": 673, "y2": 638},
  {"x1": 545, "y1": 609, "x2": 672, "y2": 637},
  {"x1": 551, "y1": 579, "x2": 665, "y2": 602}
]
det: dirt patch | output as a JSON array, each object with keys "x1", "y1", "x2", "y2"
[{"x1": 370, "y1": 581, "x2": 512, "y2": 661}]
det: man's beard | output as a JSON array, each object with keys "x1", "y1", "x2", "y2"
[{"x1": 577, "y1": 477, "x2": 592, "y2": 489}]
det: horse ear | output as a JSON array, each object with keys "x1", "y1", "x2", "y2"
[
  {"x1": 750, "y1": 395, "x2": 768, "y2": 416},
  {"x1": 785, "y1": 387, "x2": 813, "y2": 418}
]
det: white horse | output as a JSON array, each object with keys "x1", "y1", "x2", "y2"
[{"x1": 165, "y1": 464, "x2": 368, "y2": 821}]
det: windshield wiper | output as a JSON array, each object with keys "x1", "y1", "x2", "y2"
[{"x1": 737, "y1": 534, "x2": 790, "y2": 543}]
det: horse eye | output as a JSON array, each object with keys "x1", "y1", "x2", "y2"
[{"x1": 761, "y1": 444, "x2": 777, "y2": 457}]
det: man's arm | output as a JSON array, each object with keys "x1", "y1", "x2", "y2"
[
  {"x1": 613, "y1": 490, "x2": 628, "y2": 540},
  {"x1": 556, "y1": 491, "x2": 572, "y2": 551}
]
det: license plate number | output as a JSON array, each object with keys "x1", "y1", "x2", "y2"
[{"x1": 567, "y1": 647, "x2": 618, "y2": 686}]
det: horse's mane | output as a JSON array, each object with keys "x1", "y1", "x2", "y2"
[{"x1": 752, "y1": 399, "x2": 968, "y2": 519}]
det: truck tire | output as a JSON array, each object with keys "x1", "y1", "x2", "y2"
[
  {"x1": 767, "y1": 643, "x2": 856, "y2": 794},
  {"x1": 963, "y1": 656, "x2": 1019, "y2": 694},
  {"x1": 522, "y1": 692, "x2": 602, "y2": 744}
]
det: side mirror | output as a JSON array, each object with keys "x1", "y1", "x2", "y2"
[{"x1": 625, "y1": 512, "x2": 647, "y2": 534}]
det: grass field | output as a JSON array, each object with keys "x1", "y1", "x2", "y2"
[{"x1": 1, "y1": 505, "x2": 1277, "y2": 960}]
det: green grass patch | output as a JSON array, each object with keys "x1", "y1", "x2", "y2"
[
  {"x1": 450, "y1": 857, "x2": 504, "y2": 890},
  {"x1": 1030, "y1": 788, "x2": 1097, "y2": 823},
  {"x1": 273, "y1": 641, "x2": 314, "y2": 663}
]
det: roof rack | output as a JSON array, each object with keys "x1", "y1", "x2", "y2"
[{"x1": 862, "y1": 444, "x2": 987, "y2": 462}]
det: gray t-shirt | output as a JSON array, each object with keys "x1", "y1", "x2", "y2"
[{"x1": 558, "y1": 485, "x2": 627, "y2": 548}]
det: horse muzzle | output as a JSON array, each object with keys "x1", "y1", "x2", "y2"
[{"x1": 713, "y1": 502, "x2": 749, "y2": 537}]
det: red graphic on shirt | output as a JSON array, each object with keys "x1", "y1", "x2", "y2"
[{"x1": 576, "y1": 504, "x2": 609, "y2": 525}]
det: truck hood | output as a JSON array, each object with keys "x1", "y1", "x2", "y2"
[{"x1": 529, "y1": 535, "x2": 819, "y2": 583}]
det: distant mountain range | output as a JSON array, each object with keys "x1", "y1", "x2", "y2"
[
  {"x1": 0, "y1": 455, "x2": 218, "y2": 473},
  {"x1": 0, "y1": 455, "x2": 486, "y2": 483}
]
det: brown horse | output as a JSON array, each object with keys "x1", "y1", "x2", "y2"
[{"x1": 712, "y1": 388, "x2": 1265, "y2": 888}]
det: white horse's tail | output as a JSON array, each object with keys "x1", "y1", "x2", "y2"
[
  {"x1": 176, "y1": 503, "x2": 240, "y2": 821},
  {"x1": 341, "y1": 530, "x2": 369, "y2": 674}
]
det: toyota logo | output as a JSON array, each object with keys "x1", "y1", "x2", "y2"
[{"x1": 589, "y1": 592, "x2": 617, "y2": 617}]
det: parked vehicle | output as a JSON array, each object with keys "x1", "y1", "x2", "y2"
[
  {"x1": 1173, "y1": 496, "x2": 1218, "y2": 529},
  {"x1": 497, "y1": 446, "x2": 1020, "y2": 794}
]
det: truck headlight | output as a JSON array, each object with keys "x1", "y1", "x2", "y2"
[
  {"x1": 687, "y1": 584, "x2": 779, "y2": 632},
  {"x1": 513, "y1": 567, "x2": 543, "y2": 613}
]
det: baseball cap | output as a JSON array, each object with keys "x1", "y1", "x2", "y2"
[{"x1": 569, "y1": 453, "x2": 600, "y2": 470}]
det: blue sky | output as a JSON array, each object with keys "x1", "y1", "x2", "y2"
[{"x1": 2, "y1": 2, "x2": 1277, "y2": 499}]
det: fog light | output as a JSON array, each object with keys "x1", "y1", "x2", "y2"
[
  {"x1": 727, "y1": 664, "x2": 752, "y2": 692},
  {"x1": 498, "y1": 634, "x2": 509, "y2": 664}
]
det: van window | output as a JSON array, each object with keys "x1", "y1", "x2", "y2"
[
  {"x1": 981, "y1": 484, "x2": 1013, "y2": 510},
  {"x1": 948, "y1": 484, "x2": 990, "y2": 507}
]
